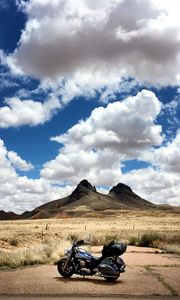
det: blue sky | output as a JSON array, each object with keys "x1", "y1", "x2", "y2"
[{"x1": 0, "y1": 0, "x2": 180, "y2": 213}]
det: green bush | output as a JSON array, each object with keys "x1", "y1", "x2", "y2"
[
  {"x1": 129, "y1": 236, "x2": 137, "y2": 246},
  {"x1": 128, "y1": 233, "x2": 163, "y2": 247},
  {"x1": 137, "y1": 233, "x2": 162, "y2": 247},
  {"x1": 9, "y1": 239, "x2": 19, "y2": 246}
]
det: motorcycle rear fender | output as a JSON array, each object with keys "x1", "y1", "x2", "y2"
[{"x1": 117, "y1": 256, "x2": 125, "y2": 266}]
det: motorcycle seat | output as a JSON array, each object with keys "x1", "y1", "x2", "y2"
[
  {"x1": 92, "y1": 256, "x2": 100, "y2": 261},
  {"x1": 92, "y1": 255, "x2": 104, "y2": 264}
]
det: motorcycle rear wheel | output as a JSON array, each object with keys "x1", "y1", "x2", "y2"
[
  {"x1": 104, "y1": 276, "x2": 119, "y2": 282},
  {"x1": 57, "y1": 258, "x2": 74, "y2": 278}
]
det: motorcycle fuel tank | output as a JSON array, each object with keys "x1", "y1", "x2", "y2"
[{"x1": 75, "y1": 248, "x2": 93, "y2": 260}]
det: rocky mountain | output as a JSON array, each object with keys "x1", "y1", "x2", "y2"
[
  {"x1": 70, "y1": 179, "x2": 96, "y2": 199},
  {"x1": 109, "y1": 183, "x2": 155, "y2": 208},
  {"x1": 0, "y1": 180, "x2": 156, "y2": 220},
  {"x1": 0, "y1": 210, "x2": 19, "y2": 220}
]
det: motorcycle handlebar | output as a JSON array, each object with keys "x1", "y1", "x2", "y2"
[{"x1": 77, "y1": 239, "x2": 85, "y2": 246}]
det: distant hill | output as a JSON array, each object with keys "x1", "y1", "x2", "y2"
[
  {"x1": 0, "y1": 210, "x2": 19, "y2": 220},
  {"x1": 1, "y1": 179, "x2": 158, "y2": 220},
  {"x1": 2, "y1": 180, "x2": 179, "y2": 220}
]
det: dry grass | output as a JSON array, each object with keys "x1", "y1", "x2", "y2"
[
  {"x1": 0, "y1": 209, "x2": 179, "y2": 269},
  {"x1": 0, "y1": 239, "x2": 71, "y2": 270}
]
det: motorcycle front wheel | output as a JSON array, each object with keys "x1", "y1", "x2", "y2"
[{"x1": 57, "y1": 258, "x2": 74, "y2": 278}]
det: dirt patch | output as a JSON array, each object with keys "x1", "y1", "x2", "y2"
[
  {"x1": 0, "y1": 247, "x2": 179, "y2": 296},
  {"x1": 149, "y1": 266, "x2": 180, "y2": 296},
  {"x1": 0, "y1": 265, "x2": 172, "y2": 296}
]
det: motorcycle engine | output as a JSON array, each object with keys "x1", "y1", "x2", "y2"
[
  {"x1": 79, "y1": 260, "x2": 86, "y2": 267},
  {"x1": 78, "y1": 260, "x2": 91, "y2": 275}
]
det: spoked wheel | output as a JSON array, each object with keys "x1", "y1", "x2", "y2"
[{"x1": 57, "y1": 258, "x2": 74, "y2": 278}]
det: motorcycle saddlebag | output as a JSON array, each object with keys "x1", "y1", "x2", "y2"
[
  {"x1": 102, "y1": 241, "x2": 127, "y2": 257},
  {"x1": 98, "y1": 258, "x2": 119, "y2": 277}
]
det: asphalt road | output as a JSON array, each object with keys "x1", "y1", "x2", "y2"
[
  {"x1": 0, "y1": 296, "x2": 179, "y2": 300},
  {"x1": 0, "y1": 248, "x2": 179, "y2": 297}
]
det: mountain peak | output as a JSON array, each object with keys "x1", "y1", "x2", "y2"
[
  {"x1": 79, "y1": 179, "x2": 95, "y2": 189},
  {"x1": 109, "y1": 182, "x2": 154, "y2": 208},
  {"x1": 109, "y1": 183, "x2": 132, "y2": 195},
  {"x1": 70, "y1": 179, "x2": 96, "y2": 199}
]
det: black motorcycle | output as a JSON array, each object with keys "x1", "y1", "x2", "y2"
[{"x1": 57, "y1": 240, "x2": 127, "y2": 282}]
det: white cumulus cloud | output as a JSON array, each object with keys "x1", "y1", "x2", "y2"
[
  {"x1": 141, "y1": 131, "x2": 180, "y2": 173},
  {"x1": 6, "y1": 0, "x2": 180, "y2": 90},
  {"x1": 51, "y1": 89, "x2": 162, "y2": 153},
  {"x1": 7, "y1": 151, "x2": 34, "y2": 171},
  {"x1": 41, "y1": 90, "x2": 163, "y2": 183},
  {"x1": 0, "y1": 139, "x2": 73, "y2": 213},
  {"x1": 0, "y1": 95, "x2": 61, "y2": 128},
  {"x1": 122, "y1": 167, "x2": 180, "y2": 206}
]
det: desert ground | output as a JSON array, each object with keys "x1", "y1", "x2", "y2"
[
  {"x1": 0, "y1": 209, "x2": 180, "y2": 296},
  {"x1": 0, "y1": 245, "x2": 179, "y2": 296},
  {"x1": 0, "y1": 209, "x2": 179, "y2": 251}
]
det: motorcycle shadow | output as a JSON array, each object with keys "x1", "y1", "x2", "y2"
[{"x1": 54, "y1": 276, "x2": 121, "y2": 286}]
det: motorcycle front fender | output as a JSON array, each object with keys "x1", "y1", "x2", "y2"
[{"x1": 54, "y1": 256, "x2": 69, "y2": 265}]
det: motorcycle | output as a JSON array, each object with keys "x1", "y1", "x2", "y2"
[{"x1": 57, "y1": 239, "x2": 127, "y2": 282}]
